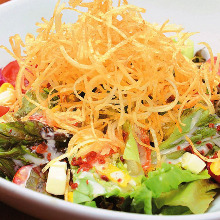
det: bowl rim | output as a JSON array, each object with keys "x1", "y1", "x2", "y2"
[{"x1": 1, "y1": 177, "x2": 220, "y2": 220}]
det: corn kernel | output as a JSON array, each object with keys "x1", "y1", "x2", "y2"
[
  {"x1": 68, "y1": 192, "x2": 74, "y2": 202},
  {"x1": 0, "y1": 83, "x2": 14, "y2": 93}
]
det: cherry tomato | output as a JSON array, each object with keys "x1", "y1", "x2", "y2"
[
  {"x1": 2, "y1": 60, "x2": 19, "y2": 87},
  {"x1": 0, "y1": 106, "x2": 9, "y2": 117},
  {"x1": 0, "y1": 69, "x2": 6, "y2": 86},
  {"x1": 13, "y1": 165, "x2": 33, "y2": 187}
]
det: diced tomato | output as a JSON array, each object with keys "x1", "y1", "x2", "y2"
[
  {"x1": 70, "y1": 182, "x2": 78, "y2": 189},
  {"x1": 71, "y1": 150, "x2": 110, "y2": 172},
  {"x1": 0, "y1": 106, "x2": 9, "y2": 117},
  {"x1": 13, "y1": 165, "x2": 33, "y2": 187},
  {"x1": 100, "y1": 175, "x2": 109, "y2": 182},
  {"x1": 2, "y1": 60, "x2": 19, "y2": 87},
  {"x1": 35, "y1": 143, "x2": 48, "y2": 154},
  {"x1": 47, "y1": 153, "x2": 51, "y2": 161}
]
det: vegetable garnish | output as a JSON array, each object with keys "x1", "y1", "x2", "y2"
[{"x1": 1, "y1": 0, "x2": 220, "y2": 216}]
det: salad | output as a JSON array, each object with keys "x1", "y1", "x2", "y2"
[{"x1": 0, "y1": 0, "x2": 220, "y2": 216}]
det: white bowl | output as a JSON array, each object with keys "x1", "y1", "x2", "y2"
[{"x1": 0, "y1": 0, "x2": 220, "y2": 219}]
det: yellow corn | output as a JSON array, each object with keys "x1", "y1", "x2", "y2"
[
  {"x1": 0, "y1": 83, "x2": 14, "y2": 93},
  {"x1": 210, "y1": 161, "x2": 220, "y2": 176},
  {"x1": 68, "y1": 192, "x2": 73, "y2": 202},
  {"x1": 0, "y1": 83, "x2": 16, "y2": 106}
]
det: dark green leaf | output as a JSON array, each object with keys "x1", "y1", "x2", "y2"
[
  {"x1": 94, "y1": 196, "x2": 125, "y2": 211},
  {"x1": 159, "y1": 206, "x2": 192, "y2": 215},
  {"x1": 0, "y1": 158, "x2": 16, "y2": 180}
]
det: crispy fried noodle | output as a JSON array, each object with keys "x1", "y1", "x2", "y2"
[{"x1": 1, "y1": 0, "x2": 220, "y2": 170}]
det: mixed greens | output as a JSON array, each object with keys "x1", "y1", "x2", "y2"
[{"x1": 0, "y1": 105, "x2": 220, "y2": 215}]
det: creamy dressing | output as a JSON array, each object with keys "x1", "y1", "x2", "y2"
[
  {"x1": 24, "y1": 154, "x2": 48, "y2": 166},
  {"x1": 88, "y1": 180, "x2": 106, "y2": 197},
  {"x1": 13, "y1": 159, "x2": 24, "y2": 167},
  {"x1": 190, "y1": 110, "x2": 202, "y2": 130},
  {"x1": 213, "y1": 138, "x2": 220, "y2": 147},
  {"x1": 78, "y1": 171, "x2": 94, "y2": 179},
  {"x1": 41, "y1": 129, "x2": 55, "y2": 140},
  {"x1": 110, "y1": 171, "x2": 124, "y2": 181},
  {"x1": 29, "y1": 129, "x2": 67, "y2": 165},
  {"x1": 169, "y1": 111, "x2": 202, "y2": 146},
  {"x1": 165, "y1": 157, "x2": 183, "y2": 164},
  {"x1": 46, "y1": 139, "x2": 62, "y2": 160}
]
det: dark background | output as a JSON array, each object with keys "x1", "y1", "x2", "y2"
[{"x1": 0, "y1": 202, "x2": 38, "y2": 220}]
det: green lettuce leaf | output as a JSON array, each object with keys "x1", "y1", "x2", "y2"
[
  {"x1": 15, "y1": 90, "x2": 48, "y2": 118},
  {"x1": 129, "y1": 184, "x2": 152, "y2": 214},
  {"x1": 122, "y1": 163, "x2": 210, "y2": 214},
  {"x1": 72, "y1": 176, "x2": 99, "y2": 204},
  {"x1": 144, "y1": 163, "x2": 210, "y2": 198},
  {"x1": 72, "y1": 171, "x2": 110, "y2": 204},
  {"x1": 154, "y1": 179, "x2": 219, "y2": 214},
  {"x1": 181, "y1": 39, "x2": 194, "y2": 59},
  {"x1": 123, "y1": 127, "x2": 140, "y2": 163},
  {"x1": 83, "y1": 201, "x2": 97, "y2": 208}
]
